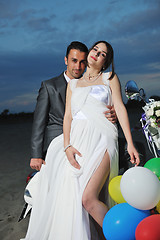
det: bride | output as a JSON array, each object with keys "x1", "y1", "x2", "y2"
[{"x1": 21, "y1": 41, "x2": 140, "y2": 240}]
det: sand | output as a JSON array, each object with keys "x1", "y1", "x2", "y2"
[
  {"x1": 0, "y1": 120, "x2": 32, "y2": 240},
  {"x1": 0, "y1": 110, "x2": 154, "y2": 239}
]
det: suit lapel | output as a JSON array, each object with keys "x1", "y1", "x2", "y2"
[{"x1": 58, "y1": 73, "x2": 68, "y2": 105}]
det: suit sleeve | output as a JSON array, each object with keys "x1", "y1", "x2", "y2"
[{"x1": 31, "y1": 81, "x2": 50, "y2": 159}]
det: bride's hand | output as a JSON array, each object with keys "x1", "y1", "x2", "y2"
[
  {"x1": 127, "y1": 144, "x2": 140, "y2": 166},
  {"x1": 65, "y1": 146, "x2": 82, "y2": 169}
]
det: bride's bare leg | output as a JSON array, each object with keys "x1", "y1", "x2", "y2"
[{"x1": 82, "y1": 151, "x2": 110, "y2": 227}]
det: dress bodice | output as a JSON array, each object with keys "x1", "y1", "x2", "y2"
[
  {"x1": 70, "y1": 73, "x2": 112, "y2": 120},
  {"x1": 89, "y1": 85, "x2": 111, "y2": 105}
]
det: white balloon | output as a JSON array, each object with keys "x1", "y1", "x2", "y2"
[{"x1": 120, "y1": 166, "x2": 160, "y2": 210}]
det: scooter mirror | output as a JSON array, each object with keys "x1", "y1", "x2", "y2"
[
  {"x1": 125, "y1": 80, "x2": 147, "y2": 102},
  {"x1": 125, "y1": 80, "x2": 139, "y2": 100}
]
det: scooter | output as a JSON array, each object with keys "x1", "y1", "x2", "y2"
[
  {"x1": 18, "y1": 171, "x2": 38, "y2": 222},
  {"x1": 125, "y1": 80, "x2": 160, "y2": 158}
]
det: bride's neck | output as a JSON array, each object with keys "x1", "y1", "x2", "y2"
[{"x1": 85, "y1": 67, "x2": 101, "y2": 78}]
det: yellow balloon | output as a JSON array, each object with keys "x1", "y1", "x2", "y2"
[
  {"x1": 109, "y1": 175, "x2": 126, "y2": 204},
  {"x1": 156, "y1": 200, "x2": 160, "y2": 213}
]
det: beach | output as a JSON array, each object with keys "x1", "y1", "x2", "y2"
[
  {"x1": 0, "y1": 120, "x2": 32, "y2": 240},
  {"x1": 0, "y1": 110, "x2": 153, "y2": 240}
]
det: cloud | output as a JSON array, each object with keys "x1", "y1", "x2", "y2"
[
  {"x1": 0, "y1": 92, "x2": 37, "y2": 106},
  {"x1": 0, "y1": 1, "x2": 59, "y2": 53},
  {"x1": 87, "y1": 4, "x2": 159, "y2": 76},
  {"x1": 147, "y1": 62, "x2": 160, "y2": 71},
  {"x1": 0, "y1": 50, "x2": 66, "y2": 112},
  {"x1": 0, "y1": 0, "x2": 22, "y2": 19},
  {"x1": 111, "y1": 6, "x2": 160, "y2": 38},
  {"x1": 18, "y1": 7, "x2": 57, "y2": 33},
  {"x1": 69, "y1": 10, "x2": 98, "y2": 23},
  {"x1": 0, "y1": 0, "x2": 159, "y2": 112},
  {"x1": 26, "y1": 17, "x2": 53, "y2": 31},
  {"x1": 0, "y1": 92, "x2": 37, "y2": 113}
]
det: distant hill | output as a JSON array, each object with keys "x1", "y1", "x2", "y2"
[{"x1": 0, "y1": 109, "x2": 33, "y2": 123}]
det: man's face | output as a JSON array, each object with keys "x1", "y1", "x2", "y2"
[{"x1": 65, "y1": 49, "x2": 87, "y2": 79}]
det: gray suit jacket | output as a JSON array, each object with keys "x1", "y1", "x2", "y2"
[{"x1": 31, "y1": 73, "x2": 67, "y2": 159}]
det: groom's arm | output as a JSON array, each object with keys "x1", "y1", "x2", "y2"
[{"x1": 30, "y1": 81, "x2": 49, "y2": 170}]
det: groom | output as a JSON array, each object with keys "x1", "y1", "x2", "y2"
[{"x1": 30, "y1": 41, "x2": 117, "y2": 171}]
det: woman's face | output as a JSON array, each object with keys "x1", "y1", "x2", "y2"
[{"x1": 87, "y1": 42, "x2": 107, "y2": 70}]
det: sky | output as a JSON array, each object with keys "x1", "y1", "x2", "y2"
[{"x1": 0, "y1": 0, "x2": 160, "y2": 113}]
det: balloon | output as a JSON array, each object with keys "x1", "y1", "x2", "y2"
[
  {"x1": 156, "y1": 200, "x2": 160, "y2": 213},
  {"x1": 103, "y1": 203, "x2": 150, "y2": 240},
  {"x1": 120, "y1": 166, "x2": 160, "y2": 210},
  {"x1": 135, "y1": 214, "x2": 160, "y2": 240},
  {"x1": 144, "y1": 158, "x2": 160, "y2": 180},
  {"x1": 108, "y1": 175, "x2": 126, "y2": 204}
]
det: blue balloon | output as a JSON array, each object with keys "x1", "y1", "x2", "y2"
[{"x1": 103, "y1": 203, "x2": 150, "y2": 240}]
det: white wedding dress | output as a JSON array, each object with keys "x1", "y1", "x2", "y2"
[{"x1": 22, "y1": 72, "x2": 118, "y2": 240}]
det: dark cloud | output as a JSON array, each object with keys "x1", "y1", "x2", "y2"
[
  {"x1": 0, "y1": 1, "x2": 57, "y2": 36},
  {"x1": 20, "y1": 8, "x2": 38, "y2": 19},
  {"x1": 87, "y1": 3, "x2": 160, "y2": 76},
  {"x1": 0, "y1": 0, "x2": 22, "y2": 19},
  {"x1": 19, "y1": 8, "x2": 57, "y2": 33},
  {"x1": 0, "y1": 51, "x2": 65, "y2": 82},
  {"x1": 27, "y1": 17, "x2": 52, "y2": 31},
  {"x1": 0, "y1": 51, "x2": 65, "y2": 112},
  {"x1": 69, "y1": 9, "x2": 99, "y2": 23},
  {"x1": 0, "y1": 0, "x2": 159, "y2": 112},
  {"x1": 111, "y1": 6, "x2": 160, "y2": 37}
]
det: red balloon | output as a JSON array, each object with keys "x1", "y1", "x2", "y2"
[{"x1": 135, "y1": 214, "x2": 160, "y2": 240}]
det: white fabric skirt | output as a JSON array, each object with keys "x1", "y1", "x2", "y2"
[{"x1": 22, "y1": 118, "x2": 118, "y2": 240}]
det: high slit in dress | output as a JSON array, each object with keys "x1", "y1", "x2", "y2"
[{"x1": 22, "y1": 72, "x2": 118, "y2": 240}]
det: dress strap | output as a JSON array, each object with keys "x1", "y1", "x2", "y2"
[
  {"x1": 102, "y1": 72, "x2": 110, "y2": 86},
  {"x1": 69, "y1": 79, "x2": 78, "y2": 91}
]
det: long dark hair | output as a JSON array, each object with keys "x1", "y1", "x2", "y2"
[{"x1": 89, "y1": 41, "x2": 115, "y2": 80}]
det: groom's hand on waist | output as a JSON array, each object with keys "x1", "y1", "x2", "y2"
[
  {"x1": 104, "y1": 105, "x2": 117, "y2": 124},
  {"x1": 30, "y1": 158, "x2": 46, "y2": 171}
]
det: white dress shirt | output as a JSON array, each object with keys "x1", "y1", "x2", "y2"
[{"x1": 64, "y1": 71, "x2": 71, "y2": 83}]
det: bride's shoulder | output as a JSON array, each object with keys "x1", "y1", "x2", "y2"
[
  {"x1": 102, "y1": 71, "x2": 113, "y2": 79},
  {"x1": 102, "y1": 72, "x2": 111, "y2": 85},
  {"x1": 103, "y1": 72, "x2": 118, "y2": 81}
]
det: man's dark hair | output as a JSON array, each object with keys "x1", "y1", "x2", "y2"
[{"x1": 66, "y1": 41, "x2": 88, "y2": 58}]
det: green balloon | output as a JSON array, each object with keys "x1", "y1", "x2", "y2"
[{"x1": 144, "y1": 158, "x2": 160, "y2": 180}]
